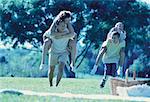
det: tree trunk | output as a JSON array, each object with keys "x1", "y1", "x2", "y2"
[
  {"x1": 64, "y1": 65, "x2": 75, "y2": 78},
  {"x1": 76, "y1": 42, "x2": 92, "y2": 69},
  {"x1": 75, "y1": 43, "x2": 88, "y2": 63}
]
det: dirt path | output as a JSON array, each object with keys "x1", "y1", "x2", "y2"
[{"x1": 0, "y1": 89, "x2": 150, "y2": 101}]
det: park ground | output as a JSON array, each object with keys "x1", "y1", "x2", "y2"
[{"x1": 0, "y1": 76, "x2": 150, "y2": 102}]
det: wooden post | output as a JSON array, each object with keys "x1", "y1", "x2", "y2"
[
  {"x1": 133, "y1": 70, "x2": 136, "y2": 80},
  {"x1": 125, "y1": 69, "x2": 129, "y2": 84}
]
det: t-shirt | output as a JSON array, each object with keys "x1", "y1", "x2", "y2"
[
  {"x1": 50, "y1": 37, "x2": 71, "y2": 53},
  {"x1": 102, "y1": 39, "x2": 125, "y2": 64},
  {"x1": 44, "y1": 29, "x2": 72, "y2": 53}
]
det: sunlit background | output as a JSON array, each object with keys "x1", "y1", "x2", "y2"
[{"x1": 0, "y1": 0, "x2": 149, "y2": 78}]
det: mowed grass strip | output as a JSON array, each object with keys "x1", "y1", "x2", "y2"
[
  {"x1": 0, "y1": 76, "x2": 110, "y2": 94},
  {"x1": 1, "y1": 77, "x2": 147, "y2": 102}
]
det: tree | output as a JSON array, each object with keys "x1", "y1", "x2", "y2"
[{"x1": 0, "y1": 0, "x2": 149, "y2": 77}]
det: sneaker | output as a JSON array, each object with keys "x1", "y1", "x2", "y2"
[
  {"x1": 100, "y1": 79, "x2": 106, "y2": 88},
  {"x1": 39, "y1": 63, "x2": 47, "y2": 70}
]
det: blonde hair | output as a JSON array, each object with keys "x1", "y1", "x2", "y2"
[{"x1": 115, "y1": 22, "x2": 124, "y2": 28}]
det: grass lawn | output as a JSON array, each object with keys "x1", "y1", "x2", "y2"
[
  {"x1": 0, "y1": 76, "x2": 146, "y2": 102},
  {"x1": 0, "y1": 76, "x2": 110, "y2": 94}
]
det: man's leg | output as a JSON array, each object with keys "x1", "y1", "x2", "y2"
[
  {"x1": 111, "y1": 63, "x2": 117, "y2": 77},
  {"x1": 56, "y1": 62, "x2": 65, "y2": 86},
  {"x1": 48, "y1": 66, "x2": 55, "y2": 87},
  {"x1": 68, "y1": 35, "x2": 77, "y2": 71},
  {"x1": 100, "y1": 64, "x2": 111, "y2": 88},
  {"x1": 40, "y1": 39, "x2": 51, "y2": 70}
]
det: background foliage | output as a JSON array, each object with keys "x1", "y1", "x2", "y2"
[{"x1": 0, "y1": 0, "x2": 149, "y2": 77}]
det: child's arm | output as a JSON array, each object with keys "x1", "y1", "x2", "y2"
[
  {"x1": 107, "y1": 27, "x2": 115, "y2": 40},
  {"x1": 67, "y1": 22, "x2": 74, "y2": 35},
  {"x1": 48, "y1": 22, "x2": 67, "y2": 37},
  {"x1": 54, "y1": 22, "x2": 75, "y2": 39},
  {"x1": 122, "y1": 31, "x2": 126, "y2": 40},
  {"x1": 55, "y1": 32, "x2": 76, "y2": 39},
  {"x1": 119, "y1": 47, "x2": 125, "y2": 67}
]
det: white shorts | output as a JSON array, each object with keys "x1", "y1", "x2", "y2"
[{"x1": 49, "y1": 52, "x2": 69, "y2": 66}]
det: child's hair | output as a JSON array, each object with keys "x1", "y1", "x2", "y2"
[
  {"x1": 54, "y1": 10, "x2": 71, "y2": 25},
  {"x1": 111, "y1": 31, "x2": 120, "y2": 38},
  {"x1": 115, "y1": 22, "x2": 124, "y2": 28}
]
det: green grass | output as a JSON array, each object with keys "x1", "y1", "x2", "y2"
[
  {"x1": 0, "y1": 76, "x2": 110, "y2": 94},
  {"x1": 1, "y1": 94, "x2": 127, "y2": 102},
  {"x1": 0, "y1": 77, "x2": 141, "y2": 102}
]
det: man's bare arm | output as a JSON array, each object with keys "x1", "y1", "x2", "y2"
[
  {"x1": 95, "y1": 47, "x2": 107, "y2": 66},
  {"x1": 119, "y1": 47, "x2": 125, "y2": 66},
  {"x1": 90, "y1": 46, "x2": 107, "y2": 74}
]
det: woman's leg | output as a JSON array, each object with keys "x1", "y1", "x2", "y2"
[
  {"x1": 56, "y1": 62, "x2": 65, "y2": 86},
  {"x1": 40, "y1": 38, "x2": 52, "y2": 70},
  {"x1": 48, "y1": 66, "x2": 55, "y2": 87}
]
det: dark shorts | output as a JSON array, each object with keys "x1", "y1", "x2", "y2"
[{"x1": 104, "y1": 63, "x2": 117, "y2": 77}]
